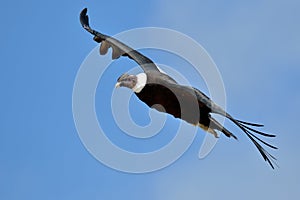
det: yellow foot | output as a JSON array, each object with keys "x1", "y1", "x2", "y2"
[{"x1": 197, "y1": 123, "x2": 219, "y2": 138}]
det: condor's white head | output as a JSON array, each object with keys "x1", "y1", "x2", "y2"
[{"x1": 115, "y1": 73, "x2": 147, "y2": 93}]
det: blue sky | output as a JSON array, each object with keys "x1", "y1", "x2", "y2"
[{"x1": 1, "y1": 0, "x2": 300, "y2": 199}]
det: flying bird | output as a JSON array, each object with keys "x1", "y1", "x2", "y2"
[{"x1": 79, "y1": 8, "x2": 277, "y2": 168}]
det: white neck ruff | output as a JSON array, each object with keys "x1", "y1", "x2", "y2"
[{"x1": 132, "y1": 73, "x2": 147, "y2": 93}]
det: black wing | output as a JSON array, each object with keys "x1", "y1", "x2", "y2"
[
  {"x1": 194, "y1": 87, "x2": 277, "y2": 169},
  {"x1": 169, "y1": 83, "x2": 278, "y2": 169},
  {"x1": 80, "y1": 8, "x2": 160, "y2": 73}
]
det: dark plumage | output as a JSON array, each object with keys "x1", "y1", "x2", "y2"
[{"x1": 79, "y1": 8, "x2": 277, "y2": 168}]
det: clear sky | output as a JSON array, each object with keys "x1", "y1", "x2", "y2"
[{"x1": 1, "y1": 0, "x2": 300, "y2": 199}]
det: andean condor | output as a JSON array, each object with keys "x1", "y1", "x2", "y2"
[{"x1": 79, "y1": 8, "x2": 277, "y2": 169}]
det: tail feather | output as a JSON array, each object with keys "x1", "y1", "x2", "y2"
[
  {"x1": 211, "y1": 106, "x2": 277, "y2": 168},
  {"x1": 221, "y1": 127, "x2": 238, "y2": 140},
  {"x1": 239, "y1": 122, "x2": 276, "y2": 137},
  {"x1": 225, "y1": 114, "x2": 277, "y2": 169},
  {"x1": 209, "y1": 117, "x2": 237, "y2": 140},
  {"x1": 236, "y1": 119, "x2": 264, "y2": 127}
]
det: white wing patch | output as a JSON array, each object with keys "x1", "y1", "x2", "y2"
[
  {"x1": 99, "y1": 40, "x2": 109, "y2": 55},
  {"x1": 99, "y1": 40, "x2": 124, "y2": 59}
]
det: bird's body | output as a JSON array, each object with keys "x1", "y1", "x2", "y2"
[
  {"x1": 79, "y1": 8, "x2": 277, "y2": 168},
  {"x1": 134, "y1": 71, "x2": 236, "y2": 138},
  {"x1": 136, "y1": 77, "x2": 199, "y2": 125}
]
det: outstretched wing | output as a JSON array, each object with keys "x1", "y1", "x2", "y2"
[
  {"x1": 80, "y1": 8, "x2": 160, "y2": 73},
  {"x1": 168, "y1": 83, "x2": 277, "y2": 168}
]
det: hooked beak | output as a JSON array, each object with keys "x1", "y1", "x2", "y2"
[{"x1": 115, "y1": 82, "x2": 121, "y2": 88}]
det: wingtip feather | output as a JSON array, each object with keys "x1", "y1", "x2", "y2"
[{"x1": 80, "y1": 8, "x2": 90, "y2": 28}]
